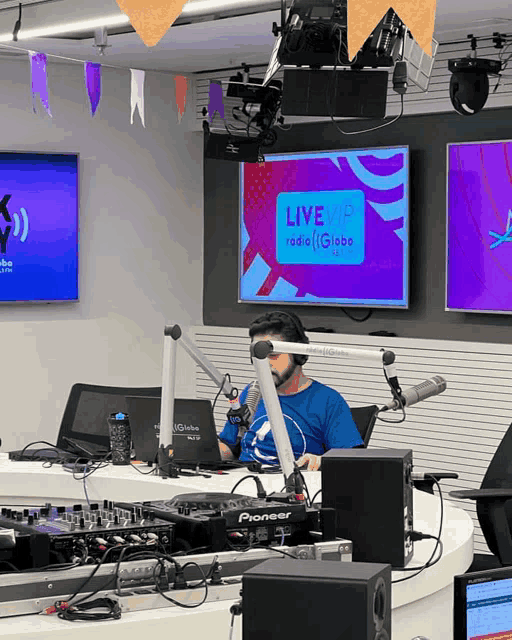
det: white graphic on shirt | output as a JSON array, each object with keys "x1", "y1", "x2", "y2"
[{"x1": 249, "y1": 414, "x2": 307, "y2": 463}]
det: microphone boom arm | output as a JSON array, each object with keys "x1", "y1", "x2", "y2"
[
  {"x1": 251, "y1": 339, "x2": 396, "y2": 493},
  {"x1": 159, "y1": 324, "x2": 240, "y2": 476}
]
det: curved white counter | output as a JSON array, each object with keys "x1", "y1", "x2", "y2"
[{"x1": 0, "y1": 456, "x2": 473, "y2": 640}]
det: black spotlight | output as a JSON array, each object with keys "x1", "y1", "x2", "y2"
[{"x1": 448, "y1": 58, "x2": 501, "y2": 116}]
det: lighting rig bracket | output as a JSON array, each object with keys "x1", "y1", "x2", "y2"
[{"x1": 203, "y1": 63, "x2": 283, "y2": 163}]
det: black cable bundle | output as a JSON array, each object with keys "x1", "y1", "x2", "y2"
[{"x1": 57, "y1": 597, "x2": 121, "y2": 622}]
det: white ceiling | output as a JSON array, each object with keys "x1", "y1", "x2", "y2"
[{"x1": 0, "y1": 0, "x2": 510, "y2": 73}]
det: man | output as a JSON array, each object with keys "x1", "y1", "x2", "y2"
[{"x1": 218, "y1": 311, "x2": 363, "y2": 470}]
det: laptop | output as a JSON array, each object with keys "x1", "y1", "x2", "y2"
[
  {"x1": 10, "y1": 384, "x2": 159, "y2": 463},
  {"x1": 126, "y1": 395, "x2": 244, "y2": 470}
]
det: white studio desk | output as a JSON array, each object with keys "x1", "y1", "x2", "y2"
[{"x1": 0, "y1": 456, "x2": 473, "y2": 640}]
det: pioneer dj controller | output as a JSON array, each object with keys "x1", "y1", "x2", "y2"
[{"x1": 117, "y1": 493, "x2": 322, "y2": 553}]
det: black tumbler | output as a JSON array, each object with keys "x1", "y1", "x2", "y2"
[{"x1": 108, "y1": 412, "x2": 131, "y2": 465}]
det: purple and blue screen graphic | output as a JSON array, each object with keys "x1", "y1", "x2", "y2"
[
  {"x1": 447, "y1": 141, "x2": 512, "y2": 314},
  {"x1": 0, "y1": 152, "x2": 78, "y2": 302},
  {"x1": 240, "y1": 147, "x2": 409, "y2": 308}
]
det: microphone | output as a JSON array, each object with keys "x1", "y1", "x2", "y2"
[
  {"x1": 226, "y1": 381, "x2": 261, "y2": 432},
  {"x1": 383, "y1": 376, "x2": 447, "y2": 411}
]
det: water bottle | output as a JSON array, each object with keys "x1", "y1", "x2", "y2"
[{"x1": 107, "y1": 412, "x2": 131, "y2": 465}]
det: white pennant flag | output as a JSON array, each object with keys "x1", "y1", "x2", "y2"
[{"x1": 130, "y1": 69, "x2": 145, "y2": 127}]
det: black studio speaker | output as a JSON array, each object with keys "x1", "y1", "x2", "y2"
[
  {"x1": 242, "y1": 558, "x2": 391, "y2": 640},
  {"x1": 281, "y1": 69, "x2": 388, "y2": 118},
  {"x1": 322, "y1": 448, "x2": 414, "y2": 568}
]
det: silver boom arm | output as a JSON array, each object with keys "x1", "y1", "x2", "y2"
[
  {"x1": 159, "y1": 325, "x2": 237, "y2": 451},
  {"x1": 251, "y1": 339, "x2": 396, "y2": 487}
]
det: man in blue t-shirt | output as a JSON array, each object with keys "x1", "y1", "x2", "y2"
[{"x1": 218, "y1": 311, "x2": 363, "y2": 470}]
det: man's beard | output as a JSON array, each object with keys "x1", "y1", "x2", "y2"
[{"x1": 272, "y1": 362, "x2": 297, "y2": 388}]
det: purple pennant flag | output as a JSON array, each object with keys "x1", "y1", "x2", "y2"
[
  {"x1": 29, "y1": 52, "x2": 51, "y2": 117},
  {"x1": 208, "y1": 81, "x2": 224, "y2": 122},
  {"x1": 84, "y1": 62, "x2": 102, "y2": 116}
]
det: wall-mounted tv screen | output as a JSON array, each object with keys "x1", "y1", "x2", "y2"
[
  {"x1": 239, "y1": 146, "x2": 409, "y2": 308},
  {"x1": 0, "y1": 151, "x2": 79, "y2": 303},
  {"x1": 447, "y1": 140, "x2": 512, "y2": 314}
]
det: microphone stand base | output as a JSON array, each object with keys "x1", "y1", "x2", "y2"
[{"x1": 157, "y1": 445, "x2": 179, "y2": 478}]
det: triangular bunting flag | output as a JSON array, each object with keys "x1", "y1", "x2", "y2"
[
  {"x1": 29, "y1": 51, "x2": 52, "y2": 117},
  {"x1": 84, "y1": 62, "x2": 102, "y2": 116},
  {"x1": 130, "y1": 69, "x2": 146, "y2": 127},
  {"x1": 347, "y1": 0, "x2": 437, "y2": 61},
  {"x1": 208, "y1": 81, "x2": 224, "y2": 123},
  {"x1": 115, "y1": 0, "x2": 188, "y2": 47},
  {"x1": 174, "y1": 75, "x2": 188, "y2": 123}
]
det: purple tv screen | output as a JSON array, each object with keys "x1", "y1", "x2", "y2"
[
  {"x1": 239, "y1": 147, "x2": 409, "y2": 308},
  {"x1": 0, "y1": 152, "x2": 78, "y2": 303},
  {"x1": 447, "y1": 141, "x2": 512, "y2": 314}
]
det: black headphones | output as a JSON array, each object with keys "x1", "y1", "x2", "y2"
[{"x1": 258, "y1": 311, "x2": 310, "y2": 367}]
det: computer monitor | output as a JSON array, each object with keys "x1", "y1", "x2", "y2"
[{"x1": 454, "y1": 565, "x2": 512, "y2": 639}]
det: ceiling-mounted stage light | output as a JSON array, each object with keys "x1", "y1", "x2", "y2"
[{"x1": 448, "y1": 35, "x2": 502, "y2": 116}]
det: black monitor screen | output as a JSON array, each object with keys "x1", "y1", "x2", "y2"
[{"x1": 454, "y1": 566, "x2": 512, "y2": 639}]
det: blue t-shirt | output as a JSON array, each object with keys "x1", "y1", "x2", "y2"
[{"x1": 219, "y1": 380, "x2": 363, "y2": 464}]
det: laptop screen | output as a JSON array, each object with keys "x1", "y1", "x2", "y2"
[{"x1": 126, "y1": 396, "x2": 222, "y2": 465}]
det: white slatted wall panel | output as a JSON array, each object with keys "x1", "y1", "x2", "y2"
[
  {"x1": 190, "y1": 325, "x2": 512, "y2": 557},
  {"x1": 193, "y1": 40, "x2": 512, "y2": 130}
]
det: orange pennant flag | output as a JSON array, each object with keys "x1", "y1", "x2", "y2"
[
  {"x1": 115, "y1": 0, "x2": 188, "y2": 47},
  {"x1": 347, "y1": 0, "x2": 437, "y2": 62},
  {"x1": 174, "y1": 75, "x2": 188, "y2": 123}
]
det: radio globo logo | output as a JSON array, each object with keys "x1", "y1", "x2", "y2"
[
  {"x1": 173, "y1": 423, "x2": 200, "y2": 432},
  {"x1": 0, "y1": 194, "x2": 30, "y2": 255}
]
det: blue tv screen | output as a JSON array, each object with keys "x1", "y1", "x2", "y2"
[{"x1": 0, "y1": 152, "x2": 79, "y2": 303}]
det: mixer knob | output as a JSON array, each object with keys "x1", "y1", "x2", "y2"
[
  {"x1": 10, "y1": 510, "x2": 16, "y2": 519},
  {"x1": 57, "y1": 507, "x2": 66, "y2": 515},
  {"x1": 69, "y1": 523, "x2": 75, "y2": 532},
  {"x1": 23, "y1": 509, "x2": 29, "y2": 517},
  {"x1": 97, "y1": 516, "x2": 102, "y2": 526},
  {"x1": 184, "y1": 507, "x2": 191, "y2": 516},
  {"x1": 27, "y1": 515, "x2": 34, "y2": 525},
  {"x1": 103, "y1": 500, "x2": 109, "y2": 509},
  {"x1": 1, "y1": 508, "x2": 6, "y2": 516},
  {"x1": 114, "y1": 515, "x2": 119, "y2": 525},
  {"x1": 130, "y1": 513, "x2": 136, "y2": 524},
  {"x1": 108, "y1": 501, "x2": 113, "y2": 510},
  {"x1": 73, "y1": 504, "x2": 82, "y2": 512},
  {"x1": 90, "y1": 503, "x2": 99, "y2": 511},
  {"x1": 79, "y1": 517, "x2": 85, "y2": 528},
  {"x1": 149, "y1": 511, "x2": 155, "y2": 521},
  {"x1": 33, "y1": 512, "x2": 39, "y2": 521},
  {"x1": 178, "y1": 506, "x2": 184, "y2": 514},
  {"x1": 16, "y1": 513, "x2": 22, "y2": 521}
]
